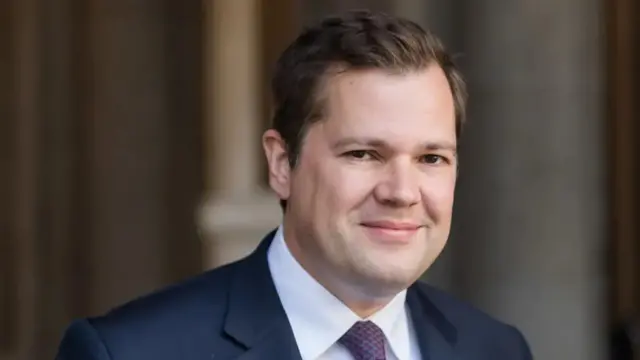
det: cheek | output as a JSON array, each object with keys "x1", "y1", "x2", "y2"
[
  {"x1": 319, "y1": 164, "x2": 376, "y2": 213},
  {"x1": 421, "y1": 174, "x2": 456, "y2": 213}
]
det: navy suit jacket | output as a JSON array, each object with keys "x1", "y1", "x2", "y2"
[{"x1": 56, "y1": 230, "x2": 533, "y2": 360}]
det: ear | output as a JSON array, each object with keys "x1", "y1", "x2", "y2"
[{"x1": 262, "y1": 129, "x2": 291, "y2": 201}]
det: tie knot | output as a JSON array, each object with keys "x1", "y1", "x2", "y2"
[{"x1": 339, "y1": 321, "x2": 386, "y2": 360}]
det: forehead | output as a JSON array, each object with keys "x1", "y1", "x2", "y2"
[{"x1": 318, "y1": 66, "x2": 456, "y2": 141}]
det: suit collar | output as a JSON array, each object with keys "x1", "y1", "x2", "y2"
[
  {"x1": 407, "y1": 283, "x2": 458, "y2": 359},
  {"x1": 222, "y1": 229, "x2": 302, "y2": 360}
]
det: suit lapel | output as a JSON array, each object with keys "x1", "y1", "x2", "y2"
[
  {"x1": 222, "y1": 230, "x2": 302, "y2": 360},
  {"x1": 406, "y1": 285, "x2": 458, "y2": 360},
  {"x1": 234, "y1": 330, "x2": 302, "y2": 360}
]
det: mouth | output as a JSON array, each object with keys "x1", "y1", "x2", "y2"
[{"x1": 359, "y1": 220, "x2": 423, "y2": 244}]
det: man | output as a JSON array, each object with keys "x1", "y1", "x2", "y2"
[{"x1": 57, "y1": 10, "x2": 533, "y2": 360}]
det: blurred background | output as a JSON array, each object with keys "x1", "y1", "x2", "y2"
[{"x1": 0, "y1": 0, "x2": 638, "y2": 359}]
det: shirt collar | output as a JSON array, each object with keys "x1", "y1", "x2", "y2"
[{"x1": 267, "y1": 225, "x2": 412, "y2": 360}]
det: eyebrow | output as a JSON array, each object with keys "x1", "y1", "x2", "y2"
[{"x1": 332, "y1": 137, "x2": 458, "y2": 153}]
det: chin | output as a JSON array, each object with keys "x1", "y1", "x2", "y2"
[
  {"x1": 357, "y1": 274, "x2": 414, "y2": 299},
  {"x1": 357, "y1": 263, "x2": 422, "y2": 291}
]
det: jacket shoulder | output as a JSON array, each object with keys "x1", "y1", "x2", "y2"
[
  {"x1": 412, "y1": 281, "x2": 533, "y2": 359},
  {"x1": 99, "y1": 260, "x2": 236, "y2": 326},
  {"x1": 58, "y1": 259, "x2": 243, "y2": 359}
]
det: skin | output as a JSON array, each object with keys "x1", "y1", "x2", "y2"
[{"x1": 263, "y1": 64, "x2": 458, "y2": 318}]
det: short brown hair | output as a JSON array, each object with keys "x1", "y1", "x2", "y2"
[{"x1": 271, "y1": 10, "x2": 467, "y2": 209}]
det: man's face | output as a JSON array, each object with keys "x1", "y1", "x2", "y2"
[{"x1": 265, "y1": 65, "x2": 457, "y2": 300}]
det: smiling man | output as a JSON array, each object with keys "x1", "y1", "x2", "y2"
[
  {"x1": 57, "y1": 10, "x2": 533, "y2": 360},
  {"x1": 264, "y1": 66, "x2": 459, "y2": 321}
]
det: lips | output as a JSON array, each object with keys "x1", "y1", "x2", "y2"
[
  {"x1": 360, "y1": 220, "x2": 422, "y2": 230},
  {"x1": 359, "y1": 220, "x2": 423, "y2": 244}
]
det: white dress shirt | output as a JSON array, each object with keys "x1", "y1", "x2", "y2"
[{"x1": 267, "y1": 225, "x2": 422, "y2": 360}]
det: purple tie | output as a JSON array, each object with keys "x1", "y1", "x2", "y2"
[{"x1": 339, "y1": 321, "x2": 387, "y2": 360}]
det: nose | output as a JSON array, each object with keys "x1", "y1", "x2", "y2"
[{"x1": 373, "y1": 159, "x2": 420, "y2": 207}]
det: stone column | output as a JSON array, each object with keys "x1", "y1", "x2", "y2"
[
  {"x1": 452, "y1": 1, "x2": 606, "y2": 359},
  {"x1": 87, "y1": 0, "x2": 171, "y2": 314},
  {"x1": 8, "y1": 1, "x2": 40, "y2": 359},
  {"x1": 302, "y1": 0, "x2": 391, "y2": 24},
  {"x1": 200, "y1": 0, "x2": 281, "y2": 268},
  {"x1": 392, "y1": 0, "x2": 428, "y2": 25}
]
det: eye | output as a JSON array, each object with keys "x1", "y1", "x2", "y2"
[
  {"x1": 344, "y1": 150, "x2": 376, "y2": 160},
  {"x1": 421, "y1": 154, "x2": 447, "y2": 165}
]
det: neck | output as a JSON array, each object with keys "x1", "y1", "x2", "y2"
[{"x1": 344, "y1": 298, "x2": 390, "y2": 318}]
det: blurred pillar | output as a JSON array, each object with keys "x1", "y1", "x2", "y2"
[
  {"x1": 452, "y1": 0, "x2": 606, "y2": 359},
  {"x1": 200, "y1": 0, "x2": 281, "y2": 268},
  {"x1": 607, "y1": 0, "x2": 639, "y2": 328},
  {"x1": 302, "y1": 0, "x2": 391, "y2": 24},
  {"x1": 392, "y1": 0, "x2": 427, "y2": 26},
  {"x1": 205, "y1": 0, "x2": 260, "y2": 194},
  {"x1": 7, "y1": 0, "x2": 40, "y2": 359},
  {"x1": 86, "y1": 0, "x2": 171, "y2": 314},
  {"x1": 607, "y1": 0, "x2": 640, "y2": 355}
]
